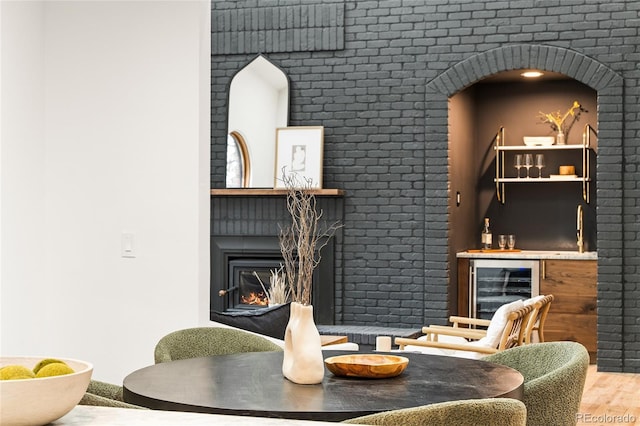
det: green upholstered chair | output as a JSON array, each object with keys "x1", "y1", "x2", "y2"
[
  {"x1": 342, "y1": 398, "x2": 527, "y2": 426},
  {"x1": 483, "y1": 341, "x2": 589, "y2": 426},
  {"x1": 154, "y1": 326, "x2": 283, "y2": 364},
  {"x1": 79, "y1": 380, "x2": 144, "y2": 409}
]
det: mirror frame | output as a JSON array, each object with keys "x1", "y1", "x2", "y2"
[
  {"x1": 226, "y1": 131, "x2": 251, "y2": 188},
  {"x1": 226, "y1": 54, "x2": 290, "y2": 188}
]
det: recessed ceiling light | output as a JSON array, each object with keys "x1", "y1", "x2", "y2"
[{"x1": 521, "y1": 71, "x2": 544, "y2": 78}]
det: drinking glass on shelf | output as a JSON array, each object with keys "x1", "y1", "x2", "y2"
[
  {"x1": 514, "y1": 154, "x2": 523, "y2": 178},
  {"x1": 507, "y1": 234, "x2": 516, "y2": 250},
  {"x1": 524, "y1": 153, "x2": 534, "y2": 178},
  {"x1": 535, "y1": 154, "x2": 545, "y2": 178},
  {"x1": 498, "y1": 234, "x2": 507, "y2": 250}
]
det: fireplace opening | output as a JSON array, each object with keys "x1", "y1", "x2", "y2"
[{"x1": 224, "y1": 258, "x2": 284, "y2": 311}]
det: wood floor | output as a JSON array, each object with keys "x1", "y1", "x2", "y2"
[{"x1": 578, "y1": 365, "x2": 640, "y2": 425}]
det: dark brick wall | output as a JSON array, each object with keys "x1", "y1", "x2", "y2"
[
  {"x1": 211, "y1": 0, "x2": 640, "y2": 373},
  {"x1": 211, "y1": 2, "x2": 344, "y2": 54}
]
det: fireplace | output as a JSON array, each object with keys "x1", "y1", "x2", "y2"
[{"x1": 210, "y1": 236, "x2": 335, "y2": 324}]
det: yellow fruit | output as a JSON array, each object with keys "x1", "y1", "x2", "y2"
[
  {"x1": 0, "y1": 365, "x2": 36, "y2": 380},
  {"x1": 32, "y1": 358, "x2": 67, "y2": 375},
  {"x1": 35, "y1": 362, "x2": 74, "y2": 378}
]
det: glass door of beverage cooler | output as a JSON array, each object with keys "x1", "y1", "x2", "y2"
[{"x1": 470, "y1": 259, "x2": 539, "y2": 320}]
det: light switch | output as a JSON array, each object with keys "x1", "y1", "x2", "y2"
[{"x1": 121, "y1": 232, "x2": 136, "y2": 258}]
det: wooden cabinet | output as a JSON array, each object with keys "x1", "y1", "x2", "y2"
[
  {"x1": 457, "y1": 258, "x2": 470, "y2": 318},
  {"x1": 539, "y1": 259, "x2": 597, "y2": 362},
  {"x1": 456, "y1": 256, "x2": 597, "y2": 362}
]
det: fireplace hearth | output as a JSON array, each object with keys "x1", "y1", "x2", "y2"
[{"x1": 210, "y1": 236, "x2": 335, "y2": 324}]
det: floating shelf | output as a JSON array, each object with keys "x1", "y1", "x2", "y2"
[
  {"x1": 210, "y1": 188, "x2": 344, "y2": 196},
  {"x1": 495, "y1": 144, "x2": 588, "y2": 151},
  {"x1": 495, "y1": 177, "x2": 591, "y2": 183}
]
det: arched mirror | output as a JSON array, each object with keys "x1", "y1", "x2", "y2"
[{"x1": 226, "y1": 55, "x2": 289, "y2": 188}]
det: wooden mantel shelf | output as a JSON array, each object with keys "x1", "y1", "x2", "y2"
[{"x1": 210, "y1": 188, "x2": 345, "y2": 196}]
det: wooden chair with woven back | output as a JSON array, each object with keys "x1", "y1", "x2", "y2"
[
  {"x1": 522, "y1": 294, "x2": 554, "y2": 344},
  {"x1": 395, "y1": 300, "x2": 535, "y2": 359}
]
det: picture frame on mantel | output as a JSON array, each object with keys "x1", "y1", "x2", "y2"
[{"x1": 274, "y1": 126, "x2": 324, "y2": 189}]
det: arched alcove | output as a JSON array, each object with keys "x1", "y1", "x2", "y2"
[{"x1": 424, "y1": 44, "x2": 623, "y2": 369}]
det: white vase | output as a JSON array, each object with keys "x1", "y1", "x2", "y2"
[
  {"x1": 282, "y1": 302, "x2": 325, "y2": 384},
  {"x1": 556, "y1": 131, "x2": 565, "y2": 145}
]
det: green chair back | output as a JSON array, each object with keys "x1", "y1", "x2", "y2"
[
  {"x1": 154, "y1": 327, "x2": 282, "y2": 363},
  {"x1": 342, "y1": 398, "x2": 527, "y2": 426},
  {"x1": 484, "y1": 341, "x2": 589, "y2": 426},
  {"x1": 79, "y1": 379, "x2": 145, "y2": 409},
  {"x1": 79, "y1": 392, "x2": 146, "y2": 409}
]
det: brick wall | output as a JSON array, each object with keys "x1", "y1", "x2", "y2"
[{"x1": 211, "y1": 0, "x2": 640, "y2": 373}]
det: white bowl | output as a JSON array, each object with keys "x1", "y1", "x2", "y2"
[
  {"x1": 523, "y1": 136, "x2": 555, "y2": 146},
  {"x1": 0, "y1": 356, "x2": 93, "y2": 426}
]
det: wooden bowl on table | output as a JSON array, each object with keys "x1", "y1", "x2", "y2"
[{"x1": 324, "y1": 354, "x2": 409, "y2": 379}]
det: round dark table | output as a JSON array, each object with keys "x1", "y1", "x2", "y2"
[{"x1": 123, "y1": 351, "x2": 523, "y2": 422}]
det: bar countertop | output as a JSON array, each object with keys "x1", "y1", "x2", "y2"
[{"x1": 457, "y1": 250, "x2": 597, "y2": 260}]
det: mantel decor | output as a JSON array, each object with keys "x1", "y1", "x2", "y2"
[
  {"x1": 279, "y1": 172, "x2": 342, "y2": 385},
  {"x1": 274, "y1": 126, "x2": 324, "y2": 189}
]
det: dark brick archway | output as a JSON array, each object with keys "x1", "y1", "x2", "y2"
[{"x1": 424, "y1": 44, "x2": 623, "y2": 371}]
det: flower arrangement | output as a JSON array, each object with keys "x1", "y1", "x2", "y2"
[
  {"x1": 278, "y1": 172, "x2": 342, "y2": 306},
  {"x1": 538, "y1": 100, "x2": 582, "y2": 134}
]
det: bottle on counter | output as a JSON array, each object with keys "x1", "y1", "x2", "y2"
[{"x1": 481, "y1": 217, "x2": 492, "y2": 249}]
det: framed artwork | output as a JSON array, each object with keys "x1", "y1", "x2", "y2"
[{"x1": 274, "y1": 126, "x2": 324, "y2": 189}]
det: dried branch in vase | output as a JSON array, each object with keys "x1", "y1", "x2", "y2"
[{"x1": 278, "y1": 172, "x2": 342, "y2": 306}]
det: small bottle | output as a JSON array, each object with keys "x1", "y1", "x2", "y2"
[{"x1": 482, "y1": 218, "x2": 492, "y2": 249}]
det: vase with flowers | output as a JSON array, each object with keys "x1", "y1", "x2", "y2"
[
  {"x1": 538, "y1": 100, "x2": 582, "y2": 145},
  {"x1": 278, "y1": 172, "x2": 341, "y2": 385}
]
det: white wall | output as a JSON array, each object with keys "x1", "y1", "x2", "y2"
[
  {"x1": 0, "y1": 0, "x2": 48, "y2": 359},
  {"x1": 1, "y1": 0, "x2": 211, "y2": 384}
]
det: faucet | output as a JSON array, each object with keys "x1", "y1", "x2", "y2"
[{"x1": 577, "y1": 205, "x2": 584, "y2": 253}]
